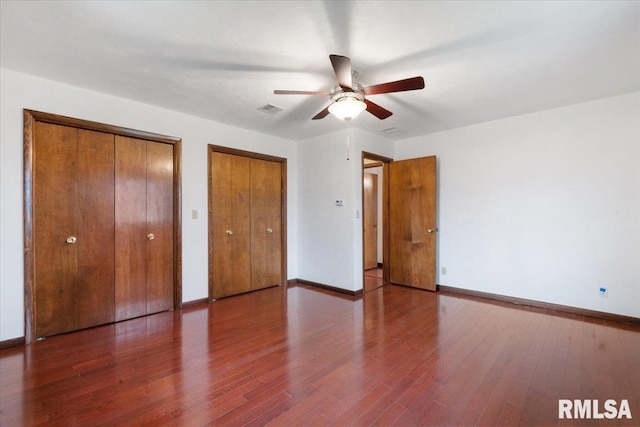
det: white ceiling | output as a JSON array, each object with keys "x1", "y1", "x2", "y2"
[{"x1": 1, "y1": 1, "x2": 639, "y2": 142}]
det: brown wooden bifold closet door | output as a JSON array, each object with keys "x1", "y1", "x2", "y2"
[
  {"x1": 389, "y1": 156, "x2": 437, "y2": 291},
  {"x1": 145, "y1": 142, "x2": 174, "y2": 314},
  {"x1": 250, "y1": 158, "x2": 282, "y2": 290},
  {"x1": 77, "y1": 129, "x2": 116, "y2": 329},
  {"x1": 115, "y1": 136, "x2": 174, "y2": 321},
  {"x1": 209, "y1": 149, "x2": 284, "y2": 299},
  {"x1": 210, "y1": 152, "x2": 252, "y2": 298},
  {"x1": 30, "y1": 111, "x2": 178, "y2": 341},
  {"x1": 115, "y1": 137, "x2": 148, "y2": 320},
  {"x1": 33, "y1": 122, "x2": 115, "y2": 337}
]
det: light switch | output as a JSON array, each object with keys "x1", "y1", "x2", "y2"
[
  {"x1": 192, "y1": 209, "x2": 198, "y2": 219},
  {"x1": 336, "y1": 200, "x2": 343, "y2": 206}
]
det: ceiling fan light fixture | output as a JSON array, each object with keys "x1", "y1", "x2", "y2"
[
  {"x1": 328, "y1": 96, "x2": 366, "y2": 121},
  {"x1": 273, "y1": 54, "x2": 424, "y2": 121}
]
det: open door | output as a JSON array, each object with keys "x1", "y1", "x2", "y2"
[
  {"x1": 363, "y1": 172, "x2": 378, "y2": 270},
  {"x1": 389, "y1": 156, "x2": 437, "y2": 291}
]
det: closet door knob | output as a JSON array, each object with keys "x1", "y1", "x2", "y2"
[
  {"x1": 66, "y1": 236, "x2": 77, "y2": 244},
  {"x1": 147, "y1": 233, "x2": 155, "y2": 241},
  {"x1": 266, "y1": 228, "x2": 273, "y2": 234},
  {"x1": 427, "y1": 228, "x2": 439, "y2": 233},
  {"x1": 226, "y1": 230, "x2": 234, "y2": 235}
]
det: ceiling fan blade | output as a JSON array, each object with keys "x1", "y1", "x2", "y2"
[
  {"x1": 312, "y1": 106, "x2": 331, "y2": 120},
  {"x1": 329, "y1": 54, "x2": 353, "y2": 90},
  {"x1": 363, "y1": 76, "x2": 425, "y2": 95},
  {"x1": 364, "y1": 99, "x2": 393, "y2": 120},
  {"x1": 274, "y1": 90, "x2": 330, "y2": 95}
]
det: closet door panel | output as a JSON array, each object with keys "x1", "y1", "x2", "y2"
[
  {"x1": 115, "y1": 136, "x2": 148, "y2": 321},
  {"x1": 77, "y1": 130, "x2": 116, "y2": 328},
  {"x1": 34, "y1": 122, "x2": 79, "y2": 337},
  {"x1": 250, "y1": 159, "x2": 282, "y2": 290},
  {"x1": 211, "y1": 152, "x2": 251, "y2": 298},
  {"x1": 146, "y1": 141, "x2": 174, "y2": 314}
]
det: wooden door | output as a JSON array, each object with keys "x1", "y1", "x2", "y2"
[
  {"x1": 25, "y1": 109, "x2": 182, "y2": 342},
  {"x1": 210, "y1": 152, "x2": 252, "y2": 298},
  {"x1": 77, "y1": 129, "x2": 115, "y2": 329},
  {"x1": 33, "y1": 123, "x2": 116, "y2": 337},
  {"x1": 146, "y1": 141, "x2": 174, "y2": 314},
  {"x1": 250, "y1": 158, "x2": 282, "y2": 290},
  {"x1": 115, "y1": 136, "x2": 148, "y2": 320},
  {"x1": 34, "y1": 122, "x2": 79, "y2": 337},
  {"x1": 389, "y1": 156, "x2": 437, "y2": 291},
  {"x1": 363, "y1": 172, "x2": 378, "y2": 270},
  {"x1": 115, "y1": 137, "x2": 174, "y2": 319}
]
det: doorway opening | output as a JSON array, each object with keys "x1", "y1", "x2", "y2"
[
  {"x1": 362, "y1": 152, "x2": 439, "y2": 293},
  {"x1": 362, "y1": 152, "x2": 392, "y2": 292}
]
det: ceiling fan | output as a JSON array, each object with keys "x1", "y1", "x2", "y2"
[{"x1": 274, "y1": 54, "x2": 425, "y2": 121}]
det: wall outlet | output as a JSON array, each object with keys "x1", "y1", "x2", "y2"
[
  {"x1": 441, "y1": 267, "x2": 447, "y2": 275},
  {"x1": 599, "y1": 287, "x2": 608, "y2": 297}
]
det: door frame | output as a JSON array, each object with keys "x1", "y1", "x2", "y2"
[
  {"x1": 207, "y1": 145, "x2": 288, "y2": 301},
  {"x1": 23, "y1": 109, "x2": 183, "y2": 344},
  {"x1": 362, "y1": 152, "x2": 393, "y2": 285}
]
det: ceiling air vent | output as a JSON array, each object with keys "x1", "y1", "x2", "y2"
[
  {"x1": 257, "y1": 104, "x2": 284, "y2": 115},
  {"x1": 381, "y1": 127, "x2": 398, "y2": 134}
]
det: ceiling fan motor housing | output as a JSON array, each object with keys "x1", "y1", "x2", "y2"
[{"x1": 330, "y1": 83, "x2": 365, "y2": 103}]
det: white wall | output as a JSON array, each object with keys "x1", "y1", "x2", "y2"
[
  {"x1": 395, "y1": 92, "x2": 640, "y2": 318},
  {"x1": 0, "y1": 68, "x2": 298, "y2": 341},
  {"x1": 296, "y1": 127, "x2": 392, "y2": 292},
  {"x1": 296, "y1": 129, "x2": 356, "y2": 290},
  {"x1": 3, "y1": 68, "x2": 635, "y2": 342}
]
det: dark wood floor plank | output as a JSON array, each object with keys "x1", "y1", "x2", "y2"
[
  {"x1": 1, "y1": 283, "x2": 639, "y2": 426},
  {"x1": 372, "y1": 401, "x2": 406, "y2": 426},
  {"x1": 614, "y1": 326, "x2": 640, "y2": 426},
  {"x1": 455, "y1": 309, "x2": 537, "y2": 426},
  {"x1": 517, "y1": 314, "x2": 563, "y2": 427},
  {"x1": 559, "y1": 318, "x2": 586, "y2": 427}
]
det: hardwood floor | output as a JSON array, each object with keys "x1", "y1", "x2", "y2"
[{"x1": 1, "y1": 282, "x2": 639, "y2": 426}]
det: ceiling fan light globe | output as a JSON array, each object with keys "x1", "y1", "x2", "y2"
[{"x1": 329, "y1": 98, "x2": 366, "y2": 121}]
